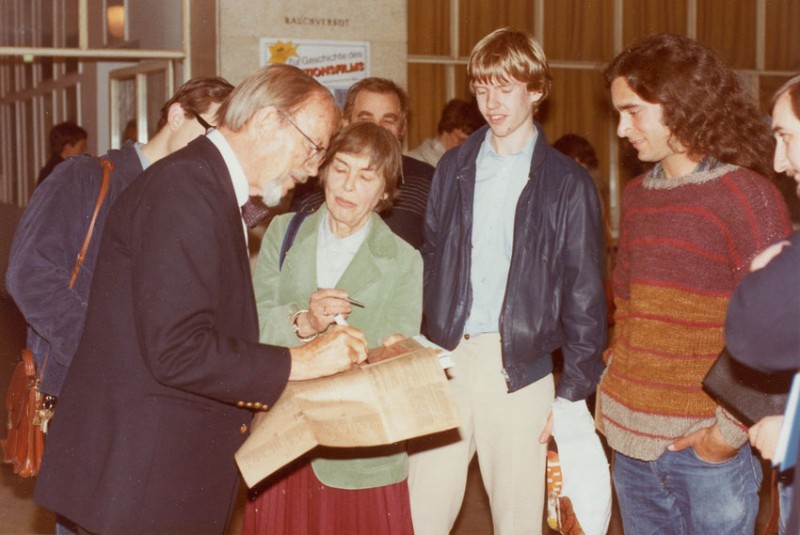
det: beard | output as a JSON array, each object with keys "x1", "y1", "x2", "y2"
[{"x1": 260, "y1": 178, "x2": 285, "y2": 207}]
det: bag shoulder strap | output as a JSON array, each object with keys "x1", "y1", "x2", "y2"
[
  {"x1": 279, "y1": 209, "x2": 313, "y2": 270},
  {"x1": 69, "y1": 157, "x2": 114, "y2": 288},
  {"x1": 21, "y1": 348, "x2": 36, "y2": 379},
  {"x1": 40, "y1": 158, "x2": 114, "y2": 384}
]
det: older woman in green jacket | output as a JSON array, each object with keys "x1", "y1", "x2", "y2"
[{"x1": 243, "y1": 122, "x2": 423, "y2": 535}]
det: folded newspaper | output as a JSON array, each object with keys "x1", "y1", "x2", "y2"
[{"x1": 235, "y1": 337, "x2": 460, "y2": 487}]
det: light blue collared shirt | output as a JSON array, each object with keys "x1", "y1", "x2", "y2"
[
  {"x1": 132, "y1": 142, "x2": 151, "y2": 170},
  {"x1": 316, "y1": 206, "x2": 371, "y2": 288},
  {"x1": 464, "y1": 129, "x2": 536, "y2": 336}
]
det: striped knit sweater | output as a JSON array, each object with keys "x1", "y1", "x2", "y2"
[{"x1": 598, "y1": 161, "x2": 792, "y2": 461}]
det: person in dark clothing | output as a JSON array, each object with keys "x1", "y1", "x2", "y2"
[
  {"x1": 7, "y1": 75, "x2": 235, "y2": 535},
  {"x1": 36, "y1": 121, "x2": 88, "y2": 185},
  {"x1": 725, "y1": 72, "x2": 800, "y2": 535},
  {"x1": 8, "y1": 76, "x2": 234, "y2": 398},
  {"x1": 30, "y1": 64, "x2": 368, "y2": 535}
]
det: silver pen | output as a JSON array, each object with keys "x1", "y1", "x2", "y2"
[
  {"x1": 345, "y1": 296, "x2": 365, "y2": 308},
  {"x1": 316, "y1": 288, "x2": 365, "y2": 308}
]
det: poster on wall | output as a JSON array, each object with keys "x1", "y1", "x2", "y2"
[{"x1": 260, "y1": 38, "x2": 370, "y2": 107}]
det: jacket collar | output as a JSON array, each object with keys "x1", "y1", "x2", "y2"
[
  {"x1": 456, "y1": 122, "x2": 549, "y2": 181},
  {"x1": 104, "y1": 142, "x2": 146, "y2": 190},
  {"x1": 292, "y1": 205, "x2": 396, "y2": 257},
  {"x1": 282, "y1": 206, "x2": 398, "y2": 298},
  {"x1": 184, "y1": 136, "x2": 249, "y2": 271}
]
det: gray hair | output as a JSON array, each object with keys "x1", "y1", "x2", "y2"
[{"x1": 217, "y1": 64, "x2": 336, "y2": 132}]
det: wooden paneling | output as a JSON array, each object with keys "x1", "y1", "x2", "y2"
[
  {"x1": 407, "y1": 63, "x2": 448, "y2": 148},
  {"x1": 622, "y1": 0, "x2": 687, "y2": 48},
  {"x1": 454, "y1": 64, "x2": 471, "y2": 100},
  {"x1": 543, "y1": 0, "x2": 615, "y2": 62},
  {"x1": 760, "y1": 74, "x2": 795, "y2": 113},
  {"x1": 408, "y1": 0, "x2": 800, "y2": 226},
  {"x1": 408, "y1": 0, "x2": 450, "y2": 56},
  {"x1": 458, "y1": 0, "x2": 535, "y2": 57},
  {"x1": 541, "y1": 68, "x2": 613, "y2": 188},
  {"x1": 765, "y1": 0, "x2": 800, "y2": 71},
  {"x1": 697, "y1": 0, "x2": 757, "y2": 69}
]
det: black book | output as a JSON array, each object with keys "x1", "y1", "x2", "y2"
[{"x1": 702, "y1": 347, "x2": 793, "y2": 427}]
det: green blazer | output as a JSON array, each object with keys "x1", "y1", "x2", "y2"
[{"x1": 253, "y1": 205, "x2": 423, "y2": 489}]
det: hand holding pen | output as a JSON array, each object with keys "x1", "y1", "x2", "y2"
[{"x1": 296, "y1": 288, "x2": 364, "y2": 336}]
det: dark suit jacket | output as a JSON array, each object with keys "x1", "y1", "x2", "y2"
[
  {"x1": 36, "y1": 154, "x2": 65, "y2": 186},
  {"x1": 34, "y1": 136, "x2": 292, "y2": 535},
  {"x1": 725, "y1": 231, "x2": 800, "y2": 535},
  {"x1": 726, "y1": 231, "x2": 800, "y2": 371}
]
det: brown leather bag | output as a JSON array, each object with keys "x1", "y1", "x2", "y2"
[
  {"x1": 1, "y1": 349, "x2": 47, "y2": 477},
  {"x1": 1, "y1": 157, "x2": 114, "y2": 477}
]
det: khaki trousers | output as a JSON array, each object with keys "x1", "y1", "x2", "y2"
[{"x1": 408, "y1": 333, "x2": 554, "y2": 535}]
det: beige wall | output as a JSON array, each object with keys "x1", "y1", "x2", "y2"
[{"x1": 218, "y1": 0, "x2": 406, "y2": 86}]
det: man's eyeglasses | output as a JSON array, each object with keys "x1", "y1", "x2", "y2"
[
  {"x1": 277, "y1": 109, "x2": 326, "y2": 165},
  {"x1": 191, "y1": 110, "x2": 215, "y2": 133}
]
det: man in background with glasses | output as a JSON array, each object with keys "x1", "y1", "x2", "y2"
[
  {"x1": 291, "y1": 76, "x2": 435, "y2": 249},
  {"x1": 30, "y1": 64, "x2": 369, "y2": 535}
]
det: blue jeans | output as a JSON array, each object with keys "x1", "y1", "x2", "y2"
[
  {"x1": 55, "y1": 514, "x2": 78, "y2": 535},
  {"x1": 779, "y1": 468, "x2": 796, "y2": 535},
  {"x1": 613, "y1": 445, "x2": 762, "y2": 535}
]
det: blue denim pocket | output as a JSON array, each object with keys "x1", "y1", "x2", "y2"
[
  {"x1": 613, "y1": 447, "x2": 762, "y2": 535},
  {"x1": 688, "y1": 445, "x2": 741, "y2": 465}
]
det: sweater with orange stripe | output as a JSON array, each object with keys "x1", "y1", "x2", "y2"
[{"x1": 598, "y1": 161, "x2": 792, "y2": 461}]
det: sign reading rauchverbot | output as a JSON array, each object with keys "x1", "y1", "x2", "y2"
[{"x1": 259, "y1": 38, "x2": 370, "y2": 108}]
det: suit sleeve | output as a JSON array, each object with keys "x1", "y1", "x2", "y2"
[
  {"x1": 725, "y1": 232, "x2": 800, "y2": 373},
  {"x1": 420, "y1": 153, "x2": 454, "y2": 347},
  {"x1": 253, "y1": 214, "x2": 306, "y2": 347},
  {"x1": 556, "y1": 170, "x2": 608, "y2": 401},
  {"x1": 421, "y1": 162, "x2": 445, "y2": 287},
  {"x1": 129, "y1": 165, "x2": 290, "y2": 407}
]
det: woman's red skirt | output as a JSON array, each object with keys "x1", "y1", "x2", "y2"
[{"x1": 241, "y1": 460, "x2": 414, "y2": 535}]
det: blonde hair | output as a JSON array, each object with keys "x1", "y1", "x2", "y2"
[
  {"x1": 468, "y1": 28, "x2": 551, "y2": 110},
  {"x1": 217, "y1": 64, "x2": 337, "y2": 132}
]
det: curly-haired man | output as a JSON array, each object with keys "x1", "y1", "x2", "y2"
[{"x1": 598, "y1": 34, "x2": 793, "y2": 534}]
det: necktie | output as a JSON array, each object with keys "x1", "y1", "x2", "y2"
[{"x1": 241, "y1": 197, "x2": 270, "y2": 228}]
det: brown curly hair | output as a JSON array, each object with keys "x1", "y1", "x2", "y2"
[{"x1": 605, "y1": 34, "x2": 774, "y2": 177}]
